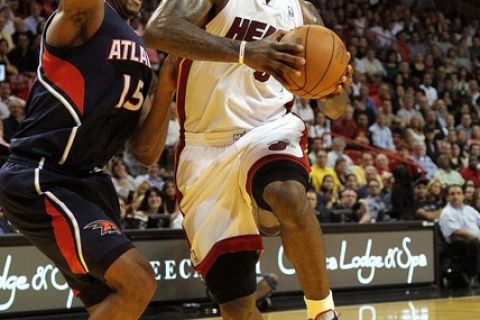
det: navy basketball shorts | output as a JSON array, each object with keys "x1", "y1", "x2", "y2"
[{"x1": 0, "y1": 156, "x2": 133, "y2": 307}]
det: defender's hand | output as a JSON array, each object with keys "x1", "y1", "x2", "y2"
[{"x1": 243, "y1": 30, "x2": 305, "y2": 84}]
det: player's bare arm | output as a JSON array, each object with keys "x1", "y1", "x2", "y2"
[
  {"x1": 130, "y1": 56, "x2": 177, "y2": 166},
  {"x1": 301, "y1": 1, "x2": 325, "y2": 26},
  {"x1": 47, "y1": 0, "x2": 104, "y2": 47},
  {"x1": 143, "y1": 0, "x2": 305, "y2": 83}
]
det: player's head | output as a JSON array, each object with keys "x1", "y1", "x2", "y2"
[{"x1": 107, "y1": 0, "x2": 142, "y2": 20}]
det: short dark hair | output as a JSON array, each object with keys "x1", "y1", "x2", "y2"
[{"x1": 446, "y1": 184, "x2": 463, "y2": 195}]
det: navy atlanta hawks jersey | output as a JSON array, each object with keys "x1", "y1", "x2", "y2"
[{"x1": 10, "y1": 3, "x2": 152, "y2": 172}]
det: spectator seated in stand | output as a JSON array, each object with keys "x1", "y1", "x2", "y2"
[
  {"x1": 413, "y1": 178, "x2": 442, "y2": 221},
  {"x1": 439, "y1": 185, "x2": 480, "y2": 288},
  {"x1": 329, "y1": 189, "x2": 371, "y2": 224},
  {"x1": 129, "y1": 187, "x2": 169, "y2": 230}
]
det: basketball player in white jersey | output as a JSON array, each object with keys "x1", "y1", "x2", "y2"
[{"x1": 144, "y1": 1, "x2": 351, "y2": 319}]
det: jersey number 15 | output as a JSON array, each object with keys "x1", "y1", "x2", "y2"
[{"x1": 115, "y1": 75, "x2": 145, "y2": 111}]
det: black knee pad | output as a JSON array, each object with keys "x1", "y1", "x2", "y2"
[
  {"x1": 252, "y1": 160, "x2": 309, "y2": 211},
  {"x1": 205, "y1": 251, "x2": 258, "y2": 304}
]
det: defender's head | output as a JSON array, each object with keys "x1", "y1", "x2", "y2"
[{"x1": 107, "y1": 0, "x2": 142, "y2": 20}]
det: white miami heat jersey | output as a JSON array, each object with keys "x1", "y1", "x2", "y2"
[{"x1": 177, "y1": 0, "x2": 304, "y2": 136}]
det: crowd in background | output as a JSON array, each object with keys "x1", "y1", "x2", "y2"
[{"x1": 1, "y1": 0, "x2": 480, "y2": 241}]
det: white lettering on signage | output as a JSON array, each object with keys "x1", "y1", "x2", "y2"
[
  {"x1": 149, "y1": 259, "x2": 200, "y2": 281},
  {"x1": 280, "y1": 237, "x2": 428, "y2": 284},
  {"x1": 0, "y1": 255, "x2": 72, "y2": 311}
]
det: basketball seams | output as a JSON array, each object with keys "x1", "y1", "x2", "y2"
[{"x1": 303, "y1": 31, "x2": 335, "y2": 96}]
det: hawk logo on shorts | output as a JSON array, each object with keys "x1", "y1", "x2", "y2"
[
  {"x1": 268, "y1": 140, "x2": 293, "y2": 151},
  {"x1": 84, "y1": 220, "x2": 121, "y2": 236}
]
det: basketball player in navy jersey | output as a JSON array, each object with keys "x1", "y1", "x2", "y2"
[
  {"x1": 143, "y1": 1, "x2": 351, "y2": 320},
  {"x1": 0, "y1": 0, "x2": 176, "y2": 319}
]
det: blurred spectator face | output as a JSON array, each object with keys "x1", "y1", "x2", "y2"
[
  {"x1": 311, "y1": 138, "x2": 324, "y2": 153},
  {"x1": 471, "y1": 144, "x2": 480, "y2": 158},
  {"x1": 306, "y1": 190, "x2": 318, "y2": 209},
  {"x1": 367, "y1": 180, "x2": 381, "y2": 196},
  {"x1": 451, "y1": 143, "x2": 462, "y2": 158},
  {"x1": 365, "y1": 165, "x2": 377, "y2": 182},
  {"x1": 147, "y1": 164, "x2": 160, "y2": 177},
  {"x1": 417, "y1": 95, "x2": 429, "y2": 110},
  {"x1": 437, "y1": 155, "x2": 451, "y2": 170},
  {"x1": 0, "y1": 39, "x2": 8, "y2": 55},
  {"x1": 377, "y1": 113, "x2": 387, "y2": 127},
  {"x1": 423, "y1": 74, "x2": 433, "y2": 86},
  {"x1": 360, "y1": 85, "x2": 369, "y2": 98},
  {"x1": 461, "y1": 114, "x2": 472, "y2": 127},
  {"x1": 446, "y1": 114, "x2": 455, "y2": 128},
  {"x1": 332, "y1": 138, "x2": 346, "y2": 153},
  {"x1": 410, "y1": 116, "x2": 424, "y2": 130},
  {"x1": 464, "y1": 185, "x2": 475, "y2": 203},
  {"x1": 163, "y1": 181, "x2": 176, "y2": 198},
  {"x1": 399, "y1": 146, "x2": 410, "y2": 159},
  {"x1": 414, "y1": 183, "x2": 428, "y2": 199},
  {"x1": 437, "y1": 66, "x2": 446, "y2": 79},
  {"x1": 361, "y1": 153, "x2": 374, "y2": 167},
  {"x1": 315, "y1": 112, "x2": 326, "y2": 125},
  {"x1": 343, "y1": 104, "x2": 354, "y2": 120},
  {"x1": 447, "y1": 130, "x2": 457, "y2": 143},
  {"x1": 382, "y1": 100, "x2": 393, "y2": 113},
  {"x1": 414, "y1": 53, "x2": 424, "y2": 63},
  {"x1": 425, "y1": 110, "x2": 437, "y2": 124},
  {"x1": 456, "y1": 130, "x2": 467, "y2": 144},
  {"x1": 413, "y1": 142, "x2": 426, "y2": 156},
  {"x1": 376, "y1": 154, "x2": 389, "y2": 170},
  {"x1": 472, "y1": 126, "x2": 480, "y2": 140},
  {"x1": 395, "y1": 75, "x2": 404, "y2": 86},
  {"x1": 334, "y1": 159, "x2": 347, "y2": 174},
  {"x1": 447, "y1": 186, "x2": 464, "y2": 208},
  {"x1": 434, "y1": 99, "x2": 446, "y2": 113},
  {"x1": 357, "y1": 113, "x2": 369, "y2": 128},
  {"x1": 112, "y1": 160, "x2": 127, "y2": 178},
  {"x1": 403, "y1": 95, "x2": 414, "y2": 109},
  {"x1": 9, "y1": 99, "x2": 25, "y2": 119},
  {"x1": 396, "y1": 85, "x2": 405, "y2": 97},
  {"x1": 341, "y1": 190, "x2": 357, "y2": 208},
  {"x1": 322, "y1": 175, "x2": 334, "y2": 191},
  {"x1": 346, "y1": 174, "x2": 358, "y2": 190},
  {"x1": 147, "y1": 190, "x2": 162, "y2": 212},
  {"x1": 0, "y1": 82, "x2": 10, "y2": 99},
  {"x1": 468, "y1": 156, "x2": 478, "y2": 170},
  {"x1": 18, "y1": 34, "x2": 29, "y2": 50},
  {"x1": 315, "y1": 150, "x2": 327, "y2": 167},
  {"x1": 428, "y1": 180, "x2": 442, "y2": 198},
  {"x1": 399, "y1": 62, "x2": 409, "y2": 73}
]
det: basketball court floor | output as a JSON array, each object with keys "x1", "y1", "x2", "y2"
[{"x1": 196, "y1": 296, "x2": 480, "y2": 320}]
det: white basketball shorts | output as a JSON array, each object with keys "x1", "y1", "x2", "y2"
[{"x1": 175, "y1": 113, "x2": 310, "y2": 276}]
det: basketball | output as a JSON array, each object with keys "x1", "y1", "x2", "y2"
[{"x1": 281, "y1": 25, "x2": 350, "y2": 99}]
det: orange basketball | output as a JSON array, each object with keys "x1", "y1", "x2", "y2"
[{"x1": 282, "y1": 25, "x2": 349, "y2": 99}]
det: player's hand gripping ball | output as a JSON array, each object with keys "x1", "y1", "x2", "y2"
[{"x1": 281, "y1": 25, "x2": 350, "y2": 100}]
